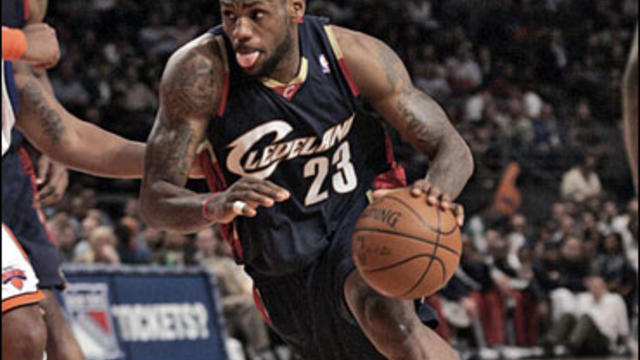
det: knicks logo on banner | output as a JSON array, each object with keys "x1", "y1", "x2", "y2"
[
  {"x1": 2, "y1": 268, "x2": 27, "y2": 290},
  {"x1": 62, "y1": 283, "x2": 123, "y2": 360}
]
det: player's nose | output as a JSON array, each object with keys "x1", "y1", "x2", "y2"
[{"x1": 233, "y1": 17, "x2": 254, "y2": 43}]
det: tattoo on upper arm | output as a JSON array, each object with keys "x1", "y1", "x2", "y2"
[
  {"x1": 368, "y1": 37, "x2": 446, "y2": 156},
  {"x1": 396, "y1": 90, "x2": 444, "y2": 155},
  {"x1": 20, "y1": 80, "x2": 66, "y2": 144},
  {"x1": 163, "y1": 54, "x2": 217, "y2": 118}
]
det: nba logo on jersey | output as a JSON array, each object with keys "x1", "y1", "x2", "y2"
[
  {"x1": 319, "y1": 54, "x2": 331, "y2": 74},
  {"x1": 62, "y1": 283, "x2": 123, "y2": 360}
]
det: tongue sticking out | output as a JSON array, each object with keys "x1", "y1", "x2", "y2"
[{"x1": 236, "y1": 51, "x2": 260, "y2": 68}]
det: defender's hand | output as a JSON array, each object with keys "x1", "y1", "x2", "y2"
[
  {"x1": 35, "y1": 155, "x2": 68, "y2": 207},
  {"x1": 373, "y1": 180, "x2": 465, "y2": 227},
  {"x1": 206, "y1": 177, "x2": 290, "y2": 224},
  {"x1": 21, "y1": 23, "x2": 60, "y2": 69}
]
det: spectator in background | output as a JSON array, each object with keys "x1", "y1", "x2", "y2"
[
  {"x1": 542, "y1": 275, "x2": 634, "y2": 357},
  {"x1": 548, "y1": 236, "x2": 590, "y2": 321},
  {"x1": 138, "y1": 12, "x2": 177, "y2": 57},
  {"x1": 114, "y1": 65, "x2": 157, "y2": 113},
  {"x1": 195, "y1": 228, "x2": 271, "y2": 359},
  {"x1": 592, "y1": 233, "x2": 637, "y2": 311},
  {"x1": 51, "y1": 59, "x2": 91, "y2": 110},
  {"x1": 81, "y1": 226, "x2": 120, "y2": 265},
  {"x1": 114, "y1": 218, "x2": 148, "y2": 264},
  {"x1": 447, "y1": 41, "x2": 483, "y2": 94},
  {"x1": 561, "y1": 151, "x2": 602, "y2": 203},
  {"x1": 48, "y1": 213, "x2": 77, "y2": 262}
]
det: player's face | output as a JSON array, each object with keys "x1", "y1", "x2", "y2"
[{"x1": 221, "y1": 0, "x2": 299, "y2": 77}]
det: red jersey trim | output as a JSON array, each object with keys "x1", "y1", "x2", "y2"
[
  {"x1": 214, "y1": 36, "x2": 231, "y2": 117},
  {"x1": 324, "y1": 25, "x2": 360, "y2": 97},
  {"x1": 23, "y1": 0, "x2": 30, "y2": 21}
]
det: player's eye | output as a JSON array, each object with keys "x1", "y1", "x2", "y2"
[
  {"x1": 251, "y1": 10, "x2": 265, "y2": 21},
  {"x1": 223, "y1": 11, "x2": 237, "y2": 22}
]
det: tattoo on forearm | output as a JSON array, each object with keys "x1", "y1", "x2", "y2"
[
  {"x1": 147, "y1": 113, "x2": 195, "y2": 186},
  {"x1": 21, "y1": 80, "x2": 66, "y2": 144}
]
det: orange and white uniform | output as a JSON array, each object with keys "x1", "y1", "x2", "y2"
[{"x1": 2, "y1": 60, "x2": 44, "y2": 313}]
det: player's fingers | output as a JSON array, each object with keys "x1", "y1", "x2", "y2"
[
  {"x1": 238, "y1": 190, "x2": 276, "y2": 208},
  {"x1": 39, "y1": 191, "x2": 63, "y2": 207},
  {"x1": 426, "y1": 185, "x2": 443, "y2": 206},
  {"x1": 411, "y1": 180, "x2": 430, "y2": 197},
  {"x1": 250, "y1": 181, "x2": 290, "y2": 201},
  {"x1": 37, "y1": 184, "x2": 55, "y2": 203},
  {"x1": 36, "y1": 157, "x2": 51, "y2": 185},
  {"x1": 372, "y1": 188, "x2": 394, "y2": 200},
  {"x1": 440, "y1": 193, "x2": 452, "y2": 212},
  {"x1": 452, "y1": 203, "x2": 465, "y2": 227},
  {"x1": 232, "y1": 200, "x2": 257, "y2": 218}
]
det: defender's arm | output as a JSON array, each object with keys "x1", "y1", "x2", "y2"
[
  {"x1": 335, "y1": 27, "x2": 474, "y2": 200},
  {"x1": 13, "y1": 63, "x2": 145, "y2": 179},
  {"x1": 623, "y1": 25, "x2": 638, "y2": 192}
]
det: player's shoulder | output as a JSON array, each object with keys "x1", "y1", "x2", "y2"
[
  {"x1": 162, "y1": 33, "x2": 225, "y2": 85},
  {"x1": 329, "y1": 25, "x2": 379, "y2": 57},
  {"x1": 328, "y1": 25, "x2": 410, "y2": 101},
  {"x1": 160, "y1": 33, "x2": 225, "y2": 116}
]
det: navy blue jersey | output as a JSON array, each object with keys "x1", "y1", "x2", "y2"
[
  {"x1": 2, "y1": 0, "x2": 26, "y2": 28},
  {"x1": 198, "y1": 16, "x2": 398, "y2": 278}
]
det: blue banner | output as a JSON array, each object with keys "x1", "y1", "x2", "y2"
[{"x1": 56, "y1": 264, "x2": 229, "y2": 360}]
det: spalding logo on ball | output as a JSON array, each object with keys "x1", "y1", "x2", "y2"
[{"x1": 353, "y1": 188, "x2": 462, "y2": 300}]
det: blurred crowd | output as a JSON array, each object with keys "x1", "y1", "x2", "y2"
[{"x1": 40, "y1": 0, "x2": 638, "y2": 358}]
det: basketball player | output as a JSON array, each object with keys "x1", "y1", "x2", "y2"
[
  {"x1": 141, "y1": 1, "x2": 473, "y2": 359},
  {"x1": 3, "y1": 3, "x2": 201, "y2": 360},
  {"x1": 2, "y1": 17, "x2": 60, "y2": 360},
  {"x1": 623, "y1": 25, "x2": 638, "y2": 192}
]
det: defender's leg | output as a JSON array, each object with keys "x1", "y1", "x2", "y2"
[
  {"x1": 2, "y1": 305, "x2": 47, "y2": 360},
  {"x1": 344, "y1": 270, "x2": 459, "y2": 360},
  {"x1": 40, "y1": 289, "x2": 85, "y2": 360}
]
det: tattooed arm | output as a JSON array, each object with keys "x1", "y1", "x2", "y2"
[
  {"x1": 140, "y1": 36, "x2": 289, "y2": 233},
  {"x1": 12, "y1": 62, "x2": 145, "y2": 178},
  {"x1": 335, "y1": 27, "x2": 473, "y2": 201}
]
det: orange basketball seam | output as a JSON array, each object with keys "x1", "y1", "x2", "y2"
[
  {"x1": 384, "y1": 196, "x2": 458, "y2": 235},
  {"x1": 363, "y1": 253, "x2": 446, "y2": 276},
  {"x1": 352, "y1": 228, "x2": 460, "y2": 257},
  {"x1": 401, "y1": 208, "x2": 444, "y2": 297}
]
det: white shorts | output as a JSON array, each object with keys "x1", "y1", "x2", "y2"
[{"x1": 2, "y1": 223, "x2": 44, "y2": 313}]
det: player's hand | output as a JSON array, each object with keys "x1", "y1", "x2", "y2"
[
  {"x1": 207, "y1": 177, "x2": 290, "y2": 224},
  {"x1": 21, "y1": 23, "x2": 60, "y2": 69},
  {"x1": 372, "y1": 180, "x2": 465, "y2": 227},
  {"x1": 35, "y1": 155, "x2": 69, "y2": 207}
]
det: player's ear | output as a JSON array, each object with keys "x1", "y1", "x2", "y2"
[{"x1": 289, "y1": 0, "x2": 305, "y2": 21}]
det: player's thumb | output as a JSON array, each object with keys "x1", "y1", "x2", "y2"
[{"x1": 371, "y1": 189, "x2": 394, "y2": 201}]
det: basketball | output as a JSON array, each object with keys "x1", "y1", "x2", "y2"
[{"x1": 352, "y1": 188, "x2": 462, "y2": 300}]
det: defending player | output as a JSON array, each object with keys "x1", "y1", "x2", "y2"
[
  {"x1": 2, "y1": 19, "x2": 59, "y2": 360},
  {"x1": 2, "y1": 5, "x2": 201, "y2": 359},
  {"x1": 141, "y1": 1, "x2": 473, "y2": 359},
  {"x1": 623, "y1": 25, "x2": 638, "y2": 192}
]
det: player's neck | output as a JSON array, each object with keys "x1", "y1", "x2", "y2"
[{"x1": 267, "y1": 39, "x2": 301, "y2": 84}]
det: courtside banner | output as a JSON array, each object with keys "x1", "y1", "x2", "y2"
[{"x1": 56, "y1": 264, "x2": 229, "y2": 360}]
